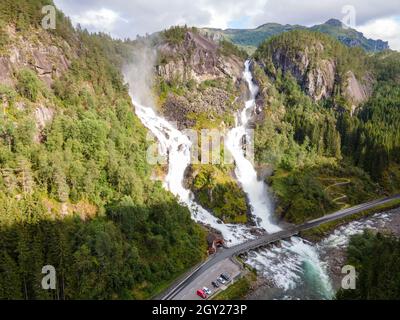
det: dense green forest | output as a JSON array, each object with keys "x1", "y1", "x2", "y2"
[
  {"x1": 253, "y1": 31, "x2": 400, "y2": 223},
  {"x1": 336, "y1": 231, "x2": 400, "y2": 300},
  {"x1": 0, "y1": 0, "x2": 206, "y2": 299},
  {"x1": 339, "y1": 52, "x2": 400, "y2": 184}
]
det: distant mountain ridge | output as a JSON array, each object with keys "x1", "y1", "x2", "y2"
[{"x1": 202, "y1": 18, "x2": 390, "y2": 53}]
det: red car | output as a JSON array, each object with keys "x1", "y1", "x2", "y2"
[{"x1": 196, "y1": 289, "x2": 207, "y2": 299}]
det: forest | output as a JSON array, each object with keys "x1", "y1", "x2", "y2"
[
  {"x1": 253, "y1": 31, "x2": 400, "y2": 223},
  {"x1": 336, "y1": 231, "x2": 400, "y2": 300},
  {"x1": 339, "y1": 51, "x2": 400, "y2": 184},
  {"x1": 0, "y1": 0, "x2": 206, "y2": 299}
]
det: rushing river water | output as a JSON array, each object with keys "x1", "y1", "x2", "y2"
[
  {"x1": 124, "y1": 56, "x2": 390, "y2": 300},
  {"x1": 246, "y1": 211, "x2": 396, "y2": 300},
  {"x1": 226, "y1": 61, "x2": 334, "y2": 299}
]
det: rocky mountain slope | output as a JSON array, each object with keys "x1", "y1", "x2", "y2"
[
  {"x1": 254, "y1": 30, "x2": 374, "y2": 109},
  {"x1": 251, "y1": 30, "x2": 400, "y2": 223},
  {"x1": 150, "y1": 27, "x2": 251, "y2": 224},
  {"x1": 156, "y1": 29, "x2": 244, "y2": 84},
  {"x1": 153, "y1": 27, "x2": 247, "y2": 130},
  {"x1": 310, "y1": 19, "x2": 389, "y2": 52}
]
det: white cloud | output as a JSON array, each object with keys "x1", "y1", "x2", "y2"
[
  {"x1": 202, "y1": 0, "x2": 269, "y2": 29},
  {"x1": 70, "y1": 8, "x2": 126, "y2": 35},
  {"x1": 359, "y1": 17, "x2": 400, "y2": 51},
  {"x1": 251, "y1": 0, "x2": 400, "y2": 27},
  {"x1": 54, "y1": 0, "x2": 400, "y2": 47}
]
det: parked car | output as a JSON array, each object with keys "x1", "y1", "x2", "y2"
[
  {"x1": 196, "y1": 289, "x2": 207, "y2": 299},
  {"x1": 211, "y1": 281, "x2": 219, "y2": 288},
  {"x1": 217, "y1": 277, "x2": 226, "y2": 285},
  {"x1": 221, "y1": 273, "x2": 231, "y2": 281},
  {"x1": 203, "y1": 287, "x2": 212, "y2": 295}
]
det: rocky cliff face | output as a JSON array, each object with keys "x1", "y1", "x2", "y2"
[
  {"x1": 0, "y1": 25, "x2": 74, "y2": 87},
  {"x1": 344, "y1": 71, "x2": 374, "y2": 112},
  {"x1": 154, "y1": 30, "x2": 247, "y2": 130},
  {"x1": 271, "y1": 45, "x2": 337, "y2": 101},
  {"x1": 156, "y1": 31, "x2": 243, "y2": 84},
  {"x1": 260, "y1": 33, "x2": 373, "y2": 107},
  {"x1": 0, "y1": 24, "x2": 77, "y2": 143}
]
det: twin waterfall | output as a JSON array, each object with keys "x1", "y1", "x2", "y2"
[
  {"x1": 125, "y1": 59, "x2": 334, "y2": 299},
  {"x1": 129, "y1": 98, "x2": 254, "y2": 244},
  {"x1": 225, "y1": 61, "x2": 281, "y2": 233}
]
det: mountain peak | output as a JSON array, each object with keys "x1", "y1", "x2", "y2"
[
  {"x1": 324, "y1": 18, "x2": 344, "y2": 27},
  {"x1": 201, "y1": 18, "x2": 389, "y2": 53}
]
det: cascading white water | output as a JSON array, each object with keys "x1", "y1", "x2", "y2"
[
  {"x1": 225, "y1": 60, "x2": 281, "y2": 233},
  {"x1": 230, "y1": 60, "x2": 334, "y2": 299},
  {"x1": 130, "y1": 101, "x2": 259, "y2": 245},
  {"x1": 124, "y1": 53, "x2": 334, "y2": 298},
  {"x1": 318, "y1": 212, "x2": 391, "y2": 250},
  {"x1": 245, "y1": 237, "x2": 334, "y2": 299},
  {"x1": 123, "y1": 54, "x2": 256, "y2": 246}
]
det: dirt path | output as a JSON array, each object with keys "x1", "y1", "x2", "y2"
[{"x1": 319, "y1": 177, "x2": 351, "y2": 209}]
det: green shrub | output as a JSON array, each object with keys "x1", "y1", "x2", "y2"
[
  {"x1": 0, "y1": 19, "x2": 9, "y2": 53},
  {"x1": 162, "y1": 26, "x2": 188, "y2": 45},
  {"x1": 16, "y1": 69, "x2": 42, "y2": 102},
  {"x1": 218, "y1": 39, "x2": 248, "y2": 59},
  {"x1": 0, "y1": 85, "x2": 16, "y2": 107}
]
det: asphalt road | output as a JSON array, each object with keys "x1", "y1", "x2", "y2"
[
  {"x1": 172, "y1": 258, "x2": 241, "y2": 300},
  {"x1": 161, "y1": 194, "x2": 400, "y2": 300}
]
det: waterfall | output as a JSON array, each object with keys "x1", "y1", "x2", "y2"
[
  {"x1": 225, "y1": 60, "x2": 281, "y2": 233},
  {"x1": 123, "y1": 54, "x2": 256, "y2": 246},
  {"x1": 124, "y1": 55, "x2": 333, "y2": 299},
  {"x1": 225, "y1": 60, "x2": 334, "y2": 299}
]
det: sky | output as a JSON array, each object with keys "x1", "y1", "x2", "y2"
[{"x1": 54, "y1": 0, "x2": 400, "y2": 50}]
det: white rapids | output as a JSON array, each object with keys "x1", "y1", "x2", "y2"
[
  {"x1": 245, "y1": 237, "x2": 334, "y2": 299},
  {"x1": 124, "y1": 55, "x2": 367, "y2": 299},
  {"x1": 229, "y1": 61, "x2": 334, "y2": 299},
  {"x1": 318, "y1": 212, "x2": 391, "y2": 250}
]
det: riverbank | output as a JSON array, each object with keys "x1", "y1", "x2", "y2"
[
  {"x1": 242, "y1": 206, "x2": 400, "y2": 300},
  {"x1": 213, "y1": 271, "x2": 257, "y2": 300},
  {"x1": 318, "y1": 206, "x2": 400, "y2": 291},
  {"x1": 300, "y1": 198, "x2": 400, "y2": 242}
]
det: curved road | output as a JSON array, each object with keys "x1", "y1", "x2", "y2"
[{"x1": 161, "y1": 194, "x2": 400, "y2": 300}]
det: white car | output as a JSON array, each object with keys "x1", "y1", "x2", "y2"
[
  {"x1": 217, "y1": 277, "x2": 226, "y2": 285},
  {"x1": 203, "y1": 287, "x2": 212, "y2": 295}
]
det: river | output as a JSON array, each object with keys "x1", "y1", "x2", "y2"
[{"x1": 124, "y1": 55, "x2": 392, "y2": 300}]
